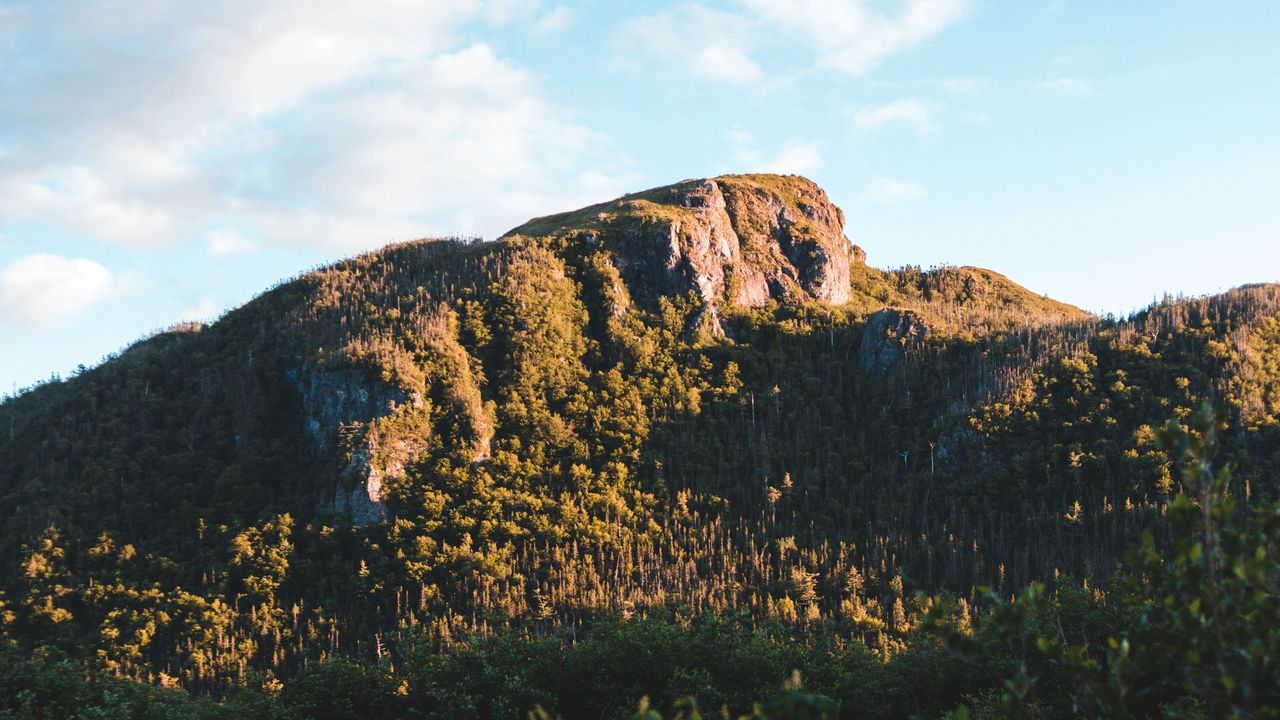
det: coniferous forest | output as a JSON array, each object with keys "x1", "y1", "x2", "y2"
[{"x1": 2, "y1": 175, "x2": 1279, "y2": 718}]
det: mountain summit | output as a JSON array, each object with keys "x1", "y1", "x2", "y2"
[
  {"x1": 505, "y1": 174, "x2": 864, "y2": 308},
  {"x1": 500, "y1": 173, "x2": 1082, "y2": 337}
]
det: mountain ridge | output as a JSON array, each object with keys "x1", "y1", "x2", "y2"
[{"x1": 2, "y1": 173, "x2": 1279, "y2": 698}]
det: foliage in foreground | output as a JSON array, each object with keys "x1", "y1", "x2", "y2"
[
  {"x1": 0, "y1": 616, "x2": 979, "y2": 720},
  {"x1": 925, "y1": 404, "x2": 1280, "y2": 718}
]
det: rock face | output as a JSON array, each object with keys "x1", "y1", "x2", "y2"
[
  {"x1": 717, "y1": 175, "x2": 855, "y2": 305},
  {"x1": 290, "y1": 368, "x2": 410, "y2": 451},
  {"x1": 291, "y1": 367, "x2": 427, "y2": 525},
  {"x1": 610, "y1": 179, "x2": 742, "y2": 307},
  {"x1": 858, "y1": 309, "x2": 928, "y2": 377},
  {"x1": 336, "y1": 427, "x2": 428, "y2": 526},
  {"x1": 504, "y1": 174, "x2": 863, "y2": 314}
]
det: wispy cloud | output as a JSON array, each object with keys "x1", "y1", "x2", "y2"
[
  {"x1": 0, "y1": 254, "x2": 115, "y2": 327},
  {"x1": 863, "y1": 177, "x2": 925, "y2": 203},
  {"x1": 180, "y1": 296, "x2": 222, "y2": 322},
  {"x1": 1033, "y1": 77, "x2": 1093, "y2": 98},
  {"x1": 0, "y1": 1, "x2": 632, "y2": 253},
  {"x1": 740, "y1": 0, "x2": 971, "y2": 75},
  {"x1": 209, "y1": 230, "x2": 258, "y2": 257},
  {"x1": 616, "y1": 0, "x2": 971, "y2": 85},
  {"x1": 0, "y1": 165, "x2": 176, "y2": 247},
  {"x1": 854, "y1": 98, "x2": 941, "y2": 135},
  {"x1": 257, "y1": 42, "x2": 633, "y2": 247},
  {"x1": 531, "y1": 5, "x2": 573, "y2": 37},
  {"x1": 727, "y1": 130, "x2": 824, "y2": 175},
  {"x1": 614, "y1": 6, "x2": 762, "y2": 85},
  {"x1": 762, "y1": 143, "x2": 825, "y2": 175},
  {"x1": 937, "y1": 75, "x2": 989, "y2": 94}
]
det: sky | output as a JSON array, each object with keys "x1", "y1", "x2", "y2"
[{"x1": 2, "y1": 0, "x2": 1278, "y2": 393}]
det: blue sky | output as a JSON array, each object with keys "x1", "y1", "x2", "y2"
[{"x1": 2, "y1": 0, "x2": 1278, "y2": 393}]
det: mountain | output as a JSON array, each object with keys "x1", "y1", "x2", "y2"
[{"x1": 1, "y1": 173, "x2": 1279, "y2": 706}]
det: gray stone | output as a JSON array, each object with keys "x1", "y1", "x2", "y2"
[{"x1": 858, "y1": 309, "x2": 928, "y2": 376}]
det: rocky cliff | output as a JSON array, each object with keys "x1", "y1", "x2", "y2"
[{"x1": 504, "y1": 174, "x2": 864, "y2": 314}]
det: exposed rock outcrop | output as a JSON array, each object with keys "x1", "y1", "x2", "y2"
[
  {"x1": 717, "y1": 175, "x2": 855, "y2": 305},
  {"x1": 337, "y1": 419, "x2": 429, "y2": 526},
  {"x1": 858, "y1": 308, "x2": 928, "y2": 377},
  {"x1": 633, "y1": 181, "x2": 735, "y2": 306},
  {"x1": 503, "y1": 174, "x2": 864, "y2": 315},
  {"x1": 290, "y1": 368, "x2": 411, "y2": 452},
  {"x1": 291, "y1": 367, "x2": 428, "y2": 525}
]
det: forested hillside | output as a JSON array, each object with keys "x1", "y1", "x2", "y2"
[{"x1": 2, "y1": 174, "x2": 1279, "y2": 718}]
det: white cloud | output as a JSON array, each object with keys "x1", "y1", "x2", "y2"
[
  {"x1": 614, "y1": 6, "x2": 762, "y2": 85},
  {"x1": 482, "y1": 0, "x2": 543, "y2": 24},
  {"x1": 863, "y1": 177, "x2": 925, "y2": 203},
  {"x1": 531, "y1": 5, "x2": 572, "y2": 36},
  {"x1": 727, "y1": 130, "x2": 824, "y2": 176},
  {"x1": 617, "y1": 0, "x2": 970, "y2": 84},
  {"x1": 762, "y1": 143, "x2": 825, "y2": 175},
  {"x1": 693, "y1": 43, "x2": 764, "y2": 85},
  {"x1": 740, "y1": 0, "x2": 971, "y2": 75},
  {"x1": 1033, "y1": 77, "x2": 1093, "y2": 98},
  {"x1": 181, "y1": 296, "x2": 221, "y2": 322},
  {"x1": 0, "y1": 166, "x2": 176, "y2": 247},
  {"x1": 0, "y1": 254, "x2": 115, "y2": 327},
  {"x1": 251, "y1": 43, "x2": 631, "y2": 246},
  {"x1": 209, "y1": 230, "x2": 258, "y2": 257},
  {"x1": 854, "y1": 98, "x2": 941, "y2": 135},
  {"x1": 0, "y1": 2, "x2": 476, "y2": 248},
  {"x1": 0, "y1": 1, "x2": 627, "y2": 253},
  {"x1": 937, "y1": 75, "x2": 989, "y2": 94}
]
